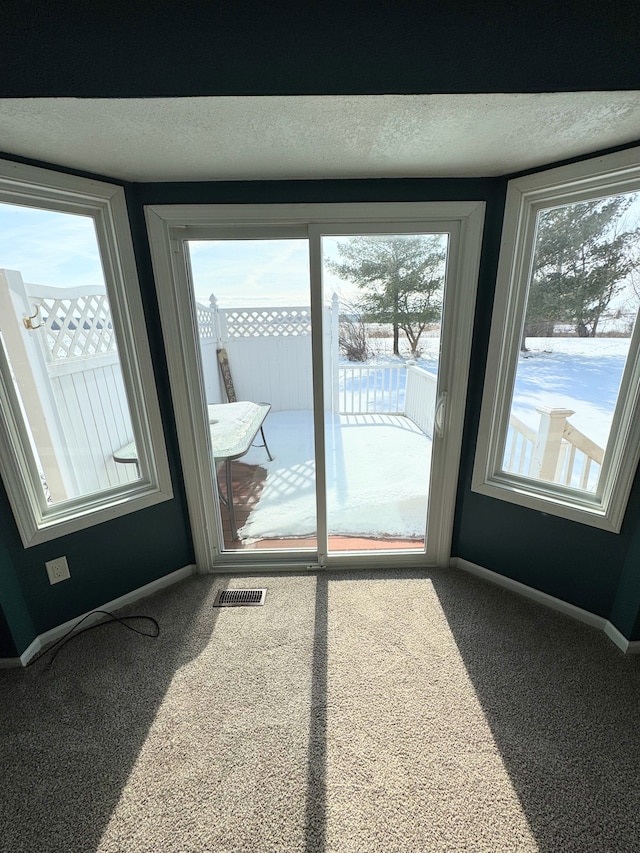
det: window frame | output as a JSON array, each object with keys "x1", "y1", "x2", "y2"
[
  {"x1": 472, "y1": 146, "x2": 640, "y2": 532},
  {"x1": 0, "y1": 159, "x2": 172, "y2": 547}
]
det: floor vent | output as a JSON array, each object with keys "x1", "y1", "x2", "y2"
[{"x1": 213, "y1": 588, "x2": 267, "y2": 607}]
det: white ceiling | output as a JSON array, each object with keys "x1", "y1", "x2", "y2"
[{"x1": 1, "y1": 93, "x2": 640, "y2": 182}]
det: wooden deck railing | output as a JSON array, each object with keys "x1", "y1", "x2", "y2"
[
  {"x1": 506, "y1": 414, "x2": 537, "y2": 476},
  {"x1": 404, "y1": 365, "x2": 438, "y2": 437},
  {"x1": 505, "y1": 406, "x2": 604, "y2": 492},
  {"x1": 557, "y1": 420, "x2": 604, "y2": 490},
  {"x1": 337, "y1": 364, "x2": 406, "y2": 414}
]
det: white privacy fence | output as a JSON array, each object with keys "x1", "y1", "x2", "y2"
[
  {"x1": 196, "y1": 297, "x2": 442, "y2": 451},
  {"x1": 0, "y1": 269, "x2": 137, "y2": 501},
  {"x1": 199, "y1": 295, "x2": 435, "y2": 423},
  {"x1": 199, "y1": 295, "x2": 335, "y2": 411}
]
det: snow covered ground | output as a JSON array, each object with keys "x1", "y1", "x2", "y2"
[
  {"x1": 509, "y1": 337, "x2": 629, "y2": 447},
  {"x1": 239, "y1": 411, "x2": 432, "y2": 541},
  {"x1": 237, "y1": 335, "x2": 629, "y2": 540},
  {"x1": 391, "y1": 334, "x2": 628, "y2": 448}
]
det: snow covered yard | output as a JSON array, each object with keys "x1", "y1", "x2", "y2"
[
  {"x1": 510, "y1": 336, "x2": 629, "y2": 447},
  {"x1": 238, "y1": 410, "x2": 432, "y2": 541}
]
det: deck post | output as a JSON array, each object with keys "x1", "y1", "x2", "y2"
[
  {"x1": 209, "y1": 293, "x2": 224, "y2": 345},
  {"x1": 0, "y1": 270, "x2": 71, "y2": 501},
  {"x1": 532, "y1": 406, "x2": 575, "y2": 481}
]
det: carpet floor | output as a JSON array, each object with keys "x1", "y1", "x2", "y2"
[{"x1": 2, "y1": 568, "x2": 640, "y2": 852}]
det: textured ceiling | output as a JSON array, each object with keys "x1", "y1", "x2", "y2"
[{"x1": 1, "y1": 93, "x2": 640, "y2": 182}]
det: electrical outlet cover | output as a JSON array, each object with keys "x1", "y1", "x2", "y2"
[{"x1": 45, "y1": 556, "x2": 70, "y2": 584}]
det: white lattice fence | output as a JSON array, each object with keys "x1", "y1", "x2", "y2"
[
  {"x1": 196, "y1": 302, "x2": 332, "y2": 412},
  {"x1": 29, "y1": 284, "x2": 116, "y2": 361},
  {"x1": 18, "y1": 276, "x2": 137, "y2": 496},
  {"x1": 222, "y1": 307, "x2": 312, "y2": 338},
  {"x1": 196, "y1": 302, "x2": 216, "y2": 340}
]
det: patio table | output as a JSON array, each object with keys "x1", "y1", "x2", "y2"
[{"x1": 114, "y1": 401, "x2": 272, "y2": 540}]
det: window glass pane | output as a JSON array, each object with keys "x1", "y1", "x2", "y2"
[
  {"x1": 504, "y1": 191, "x2": 640, "y2": 492},
  {"x1": 188, "y1": 238, "x2": 316, "y2": 552},
  {"x1": 0, "y1": 202, "x2": 140, "y2": 505},
  {"x1": 322, "y1": 233, "x2": 448, "y2": 553}
]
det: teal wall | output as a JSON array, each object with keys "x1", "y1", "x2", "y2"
[
  {"x1": 1, "y1": 3, "x2": 638, "y2": 97},
  {"x1": 0, "y1": 481, "x2": 34, "y2": 656},
  {"x1": 1, "y1": 2, "x2": 640, "y2": 654},
  {"x1": 2, "y1": 167, "x2": 640, "y2": 654}
]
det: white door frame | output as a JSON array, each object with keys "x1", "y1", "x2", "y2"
[{"x1": 146, "y1": 202, "x2": 485, "y2": 572}]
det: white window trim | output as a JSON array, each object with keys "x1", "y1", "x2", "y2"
[
  {"x1": 472, "y1": 146, "x2": 640, "y2": 532},
  {"x1": 0, "y1": 160, "x2": 172, "y2": 547}
]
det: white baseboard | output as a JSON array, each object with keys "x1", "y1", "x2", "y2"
[
  {"x1": 1, "y1": 564, "x2": 196, "y2": 668},
  {"x1": 604, "y1": 621, "x2": 640, "y2": 655},
  {"x1": 453, "y1": 557, "x2": 640, "y2": 654},
  {"x1": 0, "y1": 655, "x2": 25, "y2": 669}
]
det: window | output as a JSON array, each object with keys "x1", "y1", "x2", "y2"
[
  {"x1": 473, "y1": 147, "x2": 640, "y2": 531},
  {"x1": 0, "y1": 160, "x2": 172, "y2": 546}
]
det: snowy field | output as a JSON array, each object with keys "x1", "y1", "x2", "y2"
[
  {"x1": 509, "y1": 336, "x2": 629, "y2": 447},
  {"x1": 239, "y1": 411, "x2": 432, "y2": 541}
]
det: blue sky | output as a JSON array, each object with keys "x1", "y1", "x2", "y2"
[
  {"x1": 188, "y1": 235, "x2": 452, "y2": 308},
  {"x1": 0, "y1": 202, "x2": 105, "y2": 289},
  {"x1": 0, "y1": 203, "x2": 351, "y2": 306},
  {"x1": 188, "y1": 237, "x2": 357, "y2": 308},
  {"x1": 0, "y1": 203, "x2": 368, "y2": 309},
  {"x1": 189, "y1": 238, "x2": 312, "y2": 308},
  {"x1": 2, "y1": 197, "x2": 640, "y2": 314}
]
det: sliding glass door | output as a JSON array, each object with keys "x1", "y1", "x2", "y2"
[{"x1": 146, "y1": 202, "x2": 484, "y2": 569}]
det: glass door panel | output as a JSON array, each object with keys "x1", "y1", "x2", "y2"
[
  {"x1": 321, "y1": 233, "x2": 449, "y2": 554},
  {"x1": 187, "y1": 238, "x2": 317, "y2": 552}
]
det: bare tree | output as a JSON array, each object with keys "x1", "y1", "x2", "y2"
[{"x1": 338, "y1": 299, "x2": 371, "y2": 361}]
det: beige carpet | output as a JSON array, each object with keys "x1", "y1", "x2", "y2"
[{"x1": 2, "y1": 568, "x2": 640, "y2": 852}]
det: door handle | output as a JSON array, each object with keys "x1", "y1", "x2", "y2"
[{"x1": 435, "y1": 391, "x2": 447, "y2": 438}]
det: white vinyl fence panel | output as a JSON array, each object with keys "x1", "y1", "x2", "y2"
[
  {"x1": 197, "y1": 302, "x2": 224, "y2": 405},
  {"x1": 404, "y1": 365, "x2": 438, "y2": 437},
  {"x1": 225, "y1": 335, "x2": 314, "y2": 410},
  {"x1": 201, "y1": 303, "x2": 330, "y2": 412},
  {"x1": 47, "y1": 354, "x2": 136, "y2": 494},
  {"x1": 0, "y1": 272, "x2": 138, "y2": 499}
]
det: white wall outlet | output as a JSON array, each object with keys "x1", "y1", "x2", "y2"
[{"x1": 45, "y1": 556, "x2": 70, "y2": 584}]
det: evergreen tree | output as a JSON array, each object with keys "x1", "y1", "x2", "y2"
[
  {"x1": 327, "y1": 235, "x2": 446, "y2": 357},
  {"x1": 524, "y1": 196, "x2": 639, "y2": 346}
]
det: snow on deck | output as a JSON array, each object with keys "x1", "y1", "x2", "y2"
[{"x1": 239, "y1": 411, "x2": 432, "y2": 541}]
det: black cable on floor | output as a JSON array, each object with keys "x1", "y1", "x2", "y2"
[{"x1": 26, "y1": 610, "x2": 160, "y2": 667}]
